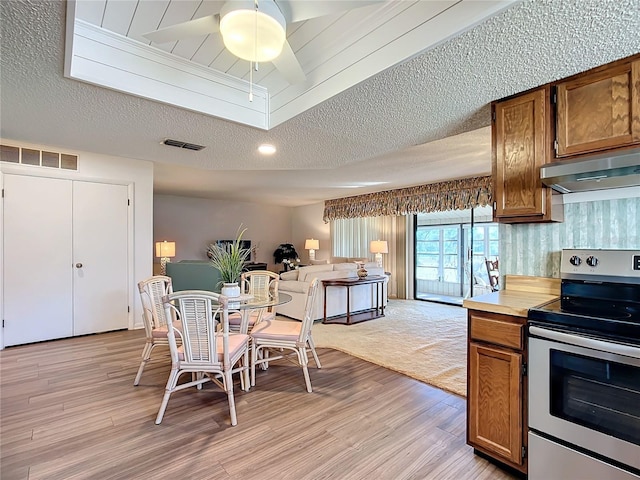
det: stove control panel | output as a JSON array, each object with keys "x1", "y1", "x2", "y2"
[{"x1": 561, "y1": 249, "x2": 640, "y2": 278}]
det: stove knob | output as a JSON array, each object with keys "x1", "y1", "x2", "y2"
[
  {"x1": 569, "y1": 255, "x2": 581, "y2": 266},
  {"x1": 586, "y1": 256, "x2": 599, "y2": 267}
]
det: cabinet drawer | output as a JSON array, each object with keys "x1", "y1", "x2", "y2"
[{"x1": 470, "y1": 315, "x2": 524, "y2": 350}]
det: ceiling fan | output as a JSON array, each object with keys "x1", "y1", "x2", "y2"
[{"x1": 144, "y1": 0, "x2": 384, "y2": 85}]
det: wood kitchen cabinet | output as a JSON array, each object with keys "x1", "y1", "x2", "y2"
[
  {"x1": 467, "y1": 310, "x2": 527, "y2": 474},
  {"x1": 492, "y1": 87, "x2": 561, "y2": 223},
  {"x1": 555, "y1": 55, "x2": 640, "y2": 158},
  {"x1": 491, "y1": 53, "x2": 640, "y2": 224}
]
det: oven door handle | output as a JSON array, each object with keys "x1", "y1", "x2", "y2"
[{"x1": 529, "y1": 325, "x2": 640, "y2": 359}]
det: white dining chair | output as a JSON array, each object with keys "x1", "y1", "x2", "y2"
[
  {"x1": 228, "y1": 270, "x2": 280, "y2": 333},
  {"x1": 134, "y1": 275, "x2": 180, "y2": 386},
  {"x1": 250, "y1": 278, "x2": 321, "y2": 392},
  {"x1": 155, "y1": 290, "x2": 250, "y2": 425}
]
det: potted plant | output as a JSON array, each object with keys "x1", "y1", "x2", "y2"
[
  {"x1": 207, "y1": 226, "x2": 251, "y2": 297},
  {"x1": 273, "y1": 243, "x2": 300, "y2": 271}
]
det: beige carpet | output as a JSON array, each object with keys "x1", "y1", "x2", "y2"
[{"x1": 310, "y1": 299, "x2": 467, "y2": 397}]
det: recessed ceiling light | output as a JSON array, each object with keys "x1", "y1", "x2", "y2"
[{"x1": 258, "y1": 144, "x2": 276, "y2": 155}]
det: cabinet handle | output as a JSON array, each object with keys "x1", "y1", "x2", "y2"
[{"x1": 76, "y1": 263, "x2": 83, "y2": 268}]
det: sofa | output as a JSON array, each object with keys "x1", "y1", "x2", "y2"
[{"x1": 277, "y1": 262, "x2": 388, "y2": 321}]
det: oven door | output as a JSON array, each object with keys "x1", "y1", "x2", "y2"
[{"x1": 528, "y1": 325, "x2": 640, "y2": 473}]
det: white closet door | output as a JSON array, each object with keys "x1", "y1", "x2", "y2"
[
  {"x1": 3, "y1": 175, "x2": 74, "y2": 346},
  {"x1": 73, "y1": 181, "x2": 128, "y2": 335}
]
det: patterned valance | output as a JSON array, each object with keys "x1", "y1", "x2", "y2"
[{"x1": 323, "y1": 176, "x2": 492, "y2": 222}]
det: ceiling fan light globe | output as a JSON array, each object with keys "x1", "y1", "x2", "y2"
[{"x1": 220, "y1": 5, "x2": 286, "y2": 63}]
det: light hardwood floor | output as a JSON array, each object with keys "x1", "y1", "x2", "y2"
[{"x1": 1, "y1": 329, "x2": 517, "y2": 480}]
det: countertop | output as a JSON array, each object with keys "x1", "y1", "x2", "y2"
[{"x1": 462, "y1": 275, "x2": 560, "y2": 318}]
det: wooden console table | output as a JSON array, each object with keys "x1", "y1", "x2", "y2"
[{"x1": 322, "y1": 275, "x2": 386, "y2": 325}]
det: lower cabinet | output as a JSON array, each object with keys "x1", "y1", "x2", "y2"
[{"x1": 467, "y1": 310, "x2": 527, "y2": 474}]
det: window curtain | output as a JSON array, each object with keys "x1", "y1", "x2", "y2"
[
  {"x1": 323, "y1": 176, "x2": 492, "y2": 222},
  {"x1": 331, "y1": 215, "x2": 396, "y2": 262},
  {"x1": 330, "y1": 215, "x2": 400, "y2": 297}
]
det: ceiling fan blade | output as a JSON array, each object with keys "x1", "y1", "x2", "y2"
[
  {"x1": 272, "y1": 40, "x2": 306, "y2": 84},
  {"x1": 144, "y1": 15, "x2": 219, "y2": 44},
  {"x1": 277, "y1": 0, "x2": 386, "y2": 24}
]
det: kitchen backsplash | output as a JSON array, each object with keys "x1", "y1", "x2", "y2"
[{"x1": 500, "y1": 197, "x2": 639, "y2": 278}]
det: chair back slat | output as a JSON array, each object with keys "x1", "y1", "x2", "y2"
[
  {"x1": 163, "y1": 290, "x2": 231, "y2": 368},
  {"x1": 299, "y1": 278, "x2": 320, "y2": 343},
  {"x1": 138, "y1": 276, "x2": 173, "y2": 334},
  {"x1": 149, "y1": 280, "x2": 172, "y2": 328},
  {"x1": 180, "y1": 296, "x2": 215, "y2": 363},
  {"x1": 241, "y1": 270, "x2": 279, "y2": 301},
  {"x1": 240, "y1": 271, "x2": 280, "y2": 326}
]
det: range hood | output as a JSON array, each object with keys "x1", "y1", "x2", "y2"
[{"x1": 540, "y1": 148, "x2": 640, "y2": 193}]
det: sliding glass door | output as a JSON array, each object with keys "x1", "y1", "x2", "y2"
[
  {"x1": 414, "y1": 207, "x2": 498, "y2": 305},
  {"x1": 416, "y1": 225, "x2": 462, "y2": 285}
]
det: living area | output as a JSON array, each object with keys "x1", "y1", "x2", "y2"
[
  {"x1": 153, "y1": 196, "x2": 395, "y2": 292},
  {"x1": 153, "y1": 189, "x2": 472, "y2": 397}
]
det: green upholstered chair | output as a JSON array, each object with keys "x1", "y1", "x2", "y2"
[{"x1": 165, "y1": 260, "x2": 222, "y2": 293}]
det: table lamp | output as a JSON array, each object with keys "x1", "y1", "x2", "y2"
[
  {"x1": 370, "y1": 240, "x2": 388, "y2": 268},
  {"x1": 305, "y1": 238, "x2": 319, "y2": 261},
  {"x1": 155, "y1": 241, "x2": 176, "y2": 275}
]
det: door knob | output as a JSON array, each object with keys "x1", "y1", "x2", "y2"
[{"x1": 76, "y1": 263, "x2": 83, "y2": 268}]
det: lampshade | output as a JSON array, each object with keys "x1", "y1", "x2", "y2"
[
  {"x1": 155, "y1": 241, "x2": 176, "y2": 258},
  {"x1": 305, "y1": 239, "x2": 319, "y2": 250},
  {"x1": 370, "y1": 240, "x2": 388, "y2": 254},
  {"x1": 219, "y1": 0, "x2": 286, "y2": 63}
]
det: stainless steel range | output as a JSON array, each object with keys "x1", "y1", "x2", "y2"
[{"x1": 528, "y1": 248, "x2": 640, "y2": 480}]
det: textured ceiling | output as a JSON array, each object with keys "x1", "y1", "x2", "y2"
[{"x1": 1, "y1": 0, "x2": 639, "y2": 207}]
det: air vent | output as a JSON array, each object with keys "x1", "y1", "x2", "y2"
[
  {"x1": 162, "y1": 139, "x2": 206, "y2": 151},
  {"x1": 0, "y1": 144, "x2": 78, "y2": 170}
]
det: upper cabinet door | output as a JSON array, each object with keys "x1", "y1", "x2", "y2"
[
  {"x1": 493, "y1": 87, "x2": 550, "y2": 219},
  {"x1": 555, "y1": 58, "x2": 640, "y2": 157}
]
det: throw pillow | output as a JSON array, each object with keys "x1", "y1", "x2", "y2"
[
  {"x1": 348, "y1": 257, "x2": 368, "y2": 264},
  {"x1": 330, "y1": 257, "x2": 349, "y2": 263},
  {"x1": 309, "y1": 259, "x2": 329, "y2": 265},
  {"x1": 280, "y1": 270, "x2": 299, "y2": 281},
  {"x1": 333, "y1": 263, "x2": 357, "y2": 271},
  {"x1": 298, "y1": 264, "x2": 334, "y2": 282},
  {"x1": 278, "y1": 280, "x2": 308, "y2": 293}
]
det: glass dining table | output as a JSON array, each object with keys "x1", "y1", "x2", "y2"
[{"x1": 226, "y1": 292, "x2": 292, "y2": 334}]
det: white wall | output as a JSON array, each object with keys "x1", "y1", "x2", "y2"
[
  {"x1": 152, "y1": 198, "x2": 332, "y2": 271},
  {"x1": 0, "y1": 138, "x2": 154, "y2": 347},
  {"x1": 153, "y1": 195, "x2": 293, "y2": 270},
  {"x1": 291, "y1": 202, "x2": 331, "y2": 263}
]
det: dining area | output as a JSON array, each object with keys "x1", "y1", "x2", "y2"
[
  {"x1": 1, "y1": 273, "x2": 514, "y2": 480},
  {"x1": 135, "y1": 270, "x2": 322, "y2": 426}
]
